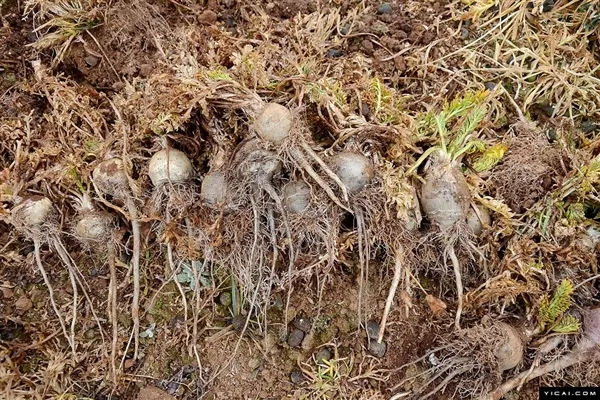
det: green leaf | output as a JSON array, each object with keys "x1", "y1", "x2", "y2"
[
  {"x1": 539, "y1": 280, "x2": 574, "y2": 328},
  {"x1": 553, "y1": 314, "x2": 581, "y2": 333},
  {"x1": 473, "y1": 143, "x2": 508, "y2": 172}
]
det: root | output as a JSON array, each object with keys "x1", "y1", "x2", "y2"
[
  {"x1": 167, "y1": 242, "x2": 190, "y2": 346},
  {"x1": 165, "y1": 212, "x2": 190, "y2": 348},
  {"x1": 356, "y1": 207, "x2": 366, "y2": 328},
  {"x1": 420, "y1": 365, "x2": 471, "y2": 400},
  {"x1": 265, "y1": 204, "x2": 278, "y2": 335},
  {"x1": 290, "y1": 148, "x2": 351, "y2": 212},
  {"x1": 33, "y1": 240, "x2": 74, "y2": 356},
  {"x1": 378, "y1": 248, "x2": 403, "y2": 343},
  {"x1": 447, "y1": 245, "x2": 463, "y2": 330},
  {"x1": 300, "y1": 141, "x2": 349, "y2": 202},
  {"x1": 66, "y1": 264, "x2": 79, "y2": 360},
  {"x1": 481, "y1": 342, "x2": 598, "y2": 400},
  {"x1": 126, "y1": 197, "x2": 141, "y2": 360},
  {"x1": 108, "y1": 244, "x2": 118, "y2": 385}
]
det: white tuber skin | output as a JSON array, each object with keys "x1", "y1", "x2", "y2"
[
  {"x1": 466, "y1": 204, "x2": 491, "y2": 237},
  {"x1": 482, "y1": 308, "x2": 600, "y2": 400},
  {"x1": 495, "y1": 322, "x2": 525, "y2": 371},
  {"x1": 201, "y1": 171, "x2": 228, "y2": 208},
  {"x1": 75, "y1": 212, "x2": 115, "y2": 243},
  {"x1": 148, "y1": 148, "x2": 193, "y2": 186},
  {"x1": 254, "y1": 103, "x2": 293, "y2": 145},
  {"x1": 331, "y1": 152, "x2": 374, "y2": 193},
  {"x1": 93, "y1": 157, "x2": 142, "y2": 360},
  {"x1": 11, "y1": 197, "x2": 73, "y2": 354},
  {"x1": 420, "y1": 150, "x2": 471, "y2": 329},
  {"x1": 421, "y1": 150, "x2": 471, "y2": 230},
  {"x1": 283, "y1": 180, "x2": 311, "y2": 214}
]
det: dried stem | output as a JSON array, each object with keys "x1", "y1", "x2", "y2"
[
  {"x1": 108, "y1": 243, "x2": 118, "y2": 385},
  {"x1": 125, "y1": 197, "x2": 141, "y2": 359},
  {"x1": 33, "y1": 239, "x2": 74, "y2": 356},
  {"x1": 447, "y1": 245, "x2": 463, "y2": 330},
  {"x1": 378, "y1": 248, "x2": 403, "y2": 343}
]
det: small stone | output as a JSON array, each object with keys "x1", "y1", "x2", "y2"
[
  {"x1": 15, "y1": 295, "x2": 33, "y2": 313},
  {"x1": 293, "y1": 316, "x2": 312, "y2": 332},
  {"x1": 581, "y1": 120, "x2": 598, "y2": 134},
  {"x1": 360, "y1": 102, "x2": 371, "y2": 119},
  {"x1": 368, "y1": 339, "x2": 387, "y2": 358},
  {"x1": 124, "y1": 359, "x2": 136, "y2": 370},
  {"x1": 198, "y1": 9, "x2": 218, "y2": 24},
  {"x1": 546, "y1": 128, "x2": 558, "y2": 142},
  {"x1": 315, "y1": 347, "x2": 332, "y2": 364},
  {"x1": 461, "y1": 26, "x2": 469, "y2": 40},
  {"x1": 219, "y1": 291, "x2": 232, "y2": 307},
  {"x1": 290, "y1": 368, "x2": 305, "y2": 384},
  {"x1": 542, "y1": 105, "x2": 555, "y2": 117},
  {"x1": 484, "y1": 81, "x2": 495, "y2": 91},
  {"x1": 84, "y1": 55, "x2": 99, "y2": 68},
  {"x1": 542, "y1": 0, "x2": 554, "y2": 12},
  {"x1": 287, "y1": 328, "x2": 305, "y2": 347},
  {"x1": 248, "y1": 357, "x2": 261, "y2": 370},
  {"x1": 366, "y1": 320, "x2": 380, "y2": 340},
  {"x1": 377, "y1": 3, "x2": 392, "y2": 14},
  {"x1": 340, "y1": 25, "x2": 350, "y2": 35},
  {"x1": 327, "y1": 49, "x2": 344, "y2": 58},
  {"x1": 137, "y1": 386, "x2": 176, "y2": 400}
]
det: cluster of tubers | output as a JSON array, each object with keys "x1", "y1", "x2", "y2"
[{"x1": 8, "y1": 95, "x2": 596, "y2": 399}]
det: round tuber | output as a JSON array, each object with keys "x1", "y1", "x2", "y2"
[
  {"x1": 466, "y1": 204, "x2": 491, "y2": 236},
  {"x1": 421, "y1": 150, "x2": 471, "y2": 229},
  {"x1": 11, "y1": 196, "x2": 54, "y2": 230},
  {"x1": 494, "y1": 322, "x2": 525, "y2": 371},
  {"x1": 75, "y1": 211, "x2": 115, "y2": 243},
  {"x1": 331, "y1": 152, "x2": 374, "y2": 193},
  {"x1": 254, "y1": 103, "x2": 293, "y2": 145},
  {"x1": 283, "y1": 180, "x2": 311, "y2": 214},
  {"x1": 201, "y1": 171, "x2": 228, "y2": 207},
  {"x1": 148, "y1": 148, "x2": 193, "y2": 186},
  {"x1": 93, "y1": 158, "x2": 130, "y2": 197}
]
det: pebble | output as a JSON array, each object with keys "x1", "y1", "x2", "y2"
[
  {"x1": 377, "y1": 3, "x2": 393, "y2": 14},
  {"x1": 366, "y1": 320, "x2": 380, "y2": 340},
  {"x1": 15, "y1": 295, "x2": 33, "y2": 313},
  {"x1": 581, "y1": 120, "x2": 598, "y2": 134},
  {"x1": 327, "y1": 49, "x2": 344, "y2": 58},
  {"x1": 84, "y1": 328, "x2": 98, "y2": 340},
  {"x1": 340, "y1": 25, "x2": 350, "y2": 35},
  {"x1": 368, "y1": 339, "x2": 387, "y2": 358},
  {"x1": 484, "y1": 81, "x2": 495, "y2": 91},
  {"x1": 546, "y1": 128, "x2": 557, "y2": 142},
  {"x1": 84, "y1": 56, "x2": 99, "y2": 68},
  {"x1": 315, "y1": 347, "x2": 332, "y2": 364},
  {"x1": 290, "y1": 368, "x2": 305, "y2": 384},
  {"x1": 293, "y1": 316, "x2": 312, "y2": 332},
  {"x1": 542, "y1": 0, "x2": 554, "y2": 12},
  {"x1": 219, "y1": 291, "x2": 232, "y2": 307},
  {"x1": 197, "y1": 10, "x2": 218, "y2": 24},
  {"x1": 542, "y1": 105, "x2": 555, "y2": 117},
  {"x1": 287, "y1": 328, "x2": 305, "y2": 347}
]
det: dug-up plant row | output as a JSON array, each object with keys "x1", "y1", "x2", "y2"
[{"x1": 6, "y1": 86, "x2": 593, "y2": 399}]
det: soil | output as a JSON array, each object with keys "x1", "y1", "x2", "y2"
[{"x1": 1, "y1": 0, "x2": 599, "y2": 399}]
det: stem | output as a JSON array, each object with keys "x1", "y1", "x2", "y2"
[
  {"x1": 448, "y1": 245, "x2": 463, "y2": 330},
  {"x1": 33, "y1": 240, "x2": 74, "y2": 356},
  {"x1": 108, "y1": 243, "x2": 118, "y2": 385},
  {"x1": 125, "y1": 197, "x2": 141, "y2": 360},
  {"x1": 378, "y1": 248, "x2": 403, "y2": 343},
  {"x1": 165, "y1": 212, "x2": 190, "y2": 348},
  {"x1": 300, "y1": 141, "x2": 349, "y2": 202},
  {"x1": 290, "y1": 148, "x2": 351, "y2": 212}
]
